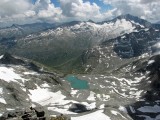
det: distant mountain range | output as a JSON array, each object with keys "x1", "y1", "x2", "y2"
[{"x1": 0, "y1": 22, "x2": 57, "y2": 39}]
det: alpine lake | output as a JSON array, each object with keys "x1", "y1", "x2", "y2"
[{"x1": 65, "y1": 75, "x2": 89, "y2": 89}]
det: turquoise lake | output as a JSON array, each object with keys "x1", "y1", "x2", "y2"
[{"x1": 65, "y1": 75, "x2": 89, "y2": 89}]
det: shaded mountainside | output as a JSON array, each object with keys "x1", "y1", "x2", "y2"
[{"x1": 82, "y1": 27, "x2": 160, "y2": 74}]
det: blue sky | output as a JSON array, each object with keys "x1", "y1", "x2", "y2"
[
  {"x1": 51, "y1": 0, "x2": 113, "y2": 11},
  {"x1": 51, "y1": 0, "x2": 60, "y2": 7},
  {"x1": 84, "y1": 0, "x2": 113, "y2": 12}
]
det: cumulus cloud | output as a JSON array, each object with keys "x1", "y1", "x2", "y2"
[
  {"x1": 0, "y1": 0, "x2": 63, "y2": 27},
  {"x1": 59, "y1": 0, "x2": 102, "y2": 21},
  {"x1": 0, "y1": 0, "x2": 112, "y2": 27},
  {"x1": 34, "y1": 0, "x2": 63, "y2": 22},
  {"x1": 0, "y1": 0, "x2": 32, "y2": 17},
  {"x1": 140, "y1": 0, "x2": 160, "y2": 4},
  {"x1": 102, "y1": 0, "x2": 160, "y2": 22}
]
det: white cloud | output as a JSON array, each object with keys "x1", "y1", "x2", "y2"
[
  {"x1": 35, "y1": 0, "x2": 63, "y2": 22},
  {"x1": 140, "y1": 0, "x2": 160, "y2": 4},
  {"x1": 102, "y1": 0, "x2": 160, "y2": 22},
  {"x1": 0, "y1": 0, "x2": 63, "y2": 27},
  {"x1": 59, "y1": 0, "x2": 102, "y2": 21},
  {"x1": 0, "y1": 0, "x2": 32, "y2": 17}
]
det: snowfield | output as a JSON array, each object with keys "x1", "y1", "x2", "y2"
[
  {"x1": 0, "y1": 66, "x2": 26, "y2": 83},
  {"x1": 71, "y1": 110, "x2": 111, "y2": 120}
]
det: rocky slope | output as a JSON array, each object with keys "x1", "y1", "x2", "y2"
[
  {"x1": 82, "y1": 24, "x2": 160, "y2": 74},
  {"x1": 0, "y1": 23, "x2": 56, "y2": 51},
  {"x1": 0, "y1": 14, "x2": 157, "y2": 73},
  {"x1": 0, "y1": 23, "x2": 56, "y2": 39},
  {"x1": 1, "y1": 53, "x2": 160, "y2": 120}
]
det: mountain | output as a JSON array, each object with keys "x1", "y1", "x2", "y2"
[
  {"x1": 111, "y1": 14, "x2": 152, "y2": 28},
  {"x1": 1, "y1": 14, "x2": 158, "y2": 73},
  {"x1": 0, "y1": 22, "x2": 57, "y2": 46},
  {"x1": 1, "y1": 23, "x2": 55, "y2": 37},
  {"x1": 0, "y1": 14, "x2": 160, "y2": 119}
]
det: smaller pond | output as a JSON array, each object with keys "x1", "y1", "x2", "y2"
[{"x1": 65, "y1": 75, "x2": 89, "y2": 90}]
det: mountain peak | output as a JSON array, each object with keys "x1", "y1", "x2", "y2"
[
  {"x1": 116, "y1": 14, "x2": 142, "y2": 21},
  {"x1": 117, "y1": 14, "x2": 135, "y2": 18},
  {"x1": 11, "y1": 24, "x2": 20, "y2": 28},
  {"x1": 100, "y1": 14, "x2": 151, "y2": 28},
  {"x1": 115, "y1": 14, "x2": 152, "y2": 27},
  {"x1": 60, "y1": 21, "x2": 81, "y2": 27},
  {"x1": 87, "y1": 19, "x2": 95, "y2": 23}
]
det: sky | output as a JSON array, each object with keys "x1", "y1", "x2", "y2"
[{"x1": 0, "y1": 0, "x2": 159, "y2": 27}]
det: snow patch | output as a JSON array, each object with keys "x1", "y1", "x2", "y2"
[
  {"x1": 148, "y1": 60, "x2": 155, "y2": 65},
  {"x1": 111, "y1": 110, "x2": 118, "y2": 115},
  {"x1": 119, "y1": 106, "x2": 128, "y2": 113},
  {"x1": 41, "y1": 83, "x2": 50, "y2": 87},
  {"x1": 0, "y1": 98, "x2": 6, "y2": 104},
  {"x1": 29, "y1": 86, "x2": 66, "y2": 105},
  {"x1": 87, "y1": 91, "x2": 96, "y2": 101},
  {"x1": 23, "y1": 71, "x2": 38, "y2": 75},
  {"x1": 71, "y1": 110, "x2": 111, "y2": 120},
  {"x1": 0, "y1": 55, "x2": 4, "y2": 59},
  {"x1": 0, "y1": 66, "x2": 26, "y2": 83}
]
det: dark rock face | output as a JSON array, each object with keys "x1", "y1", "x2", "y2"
[
  {"x1": 126, "y1": 54, "x2": 160, "y2": 120},
  {"x1": 0, "y1": 53, "x2": 49, "y2": 73},
  {"x1": 27, "y1": 62, "x2": 41, "y2": 72},
  {"x1": 69, "y1": 103, "x2": 89, "y2": 113},
  {"x1": 1, "y1": 107, "x2": 45, "y2": 120},
  {"x1": 0, "y1": 53, "x2": 25, "y2": 65},
  {"x1": 147, "y1": 55, "x2": 160, "y2": 91},
  {"x1": 102, "y1": 28, "x2": 160, "y2": 58},
  {"x1": 31, "y1": 107, "x2": 45, "y2": 118},
  {"x1": 0, "y1": 37, "x2": 16, "y2": 49}
]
